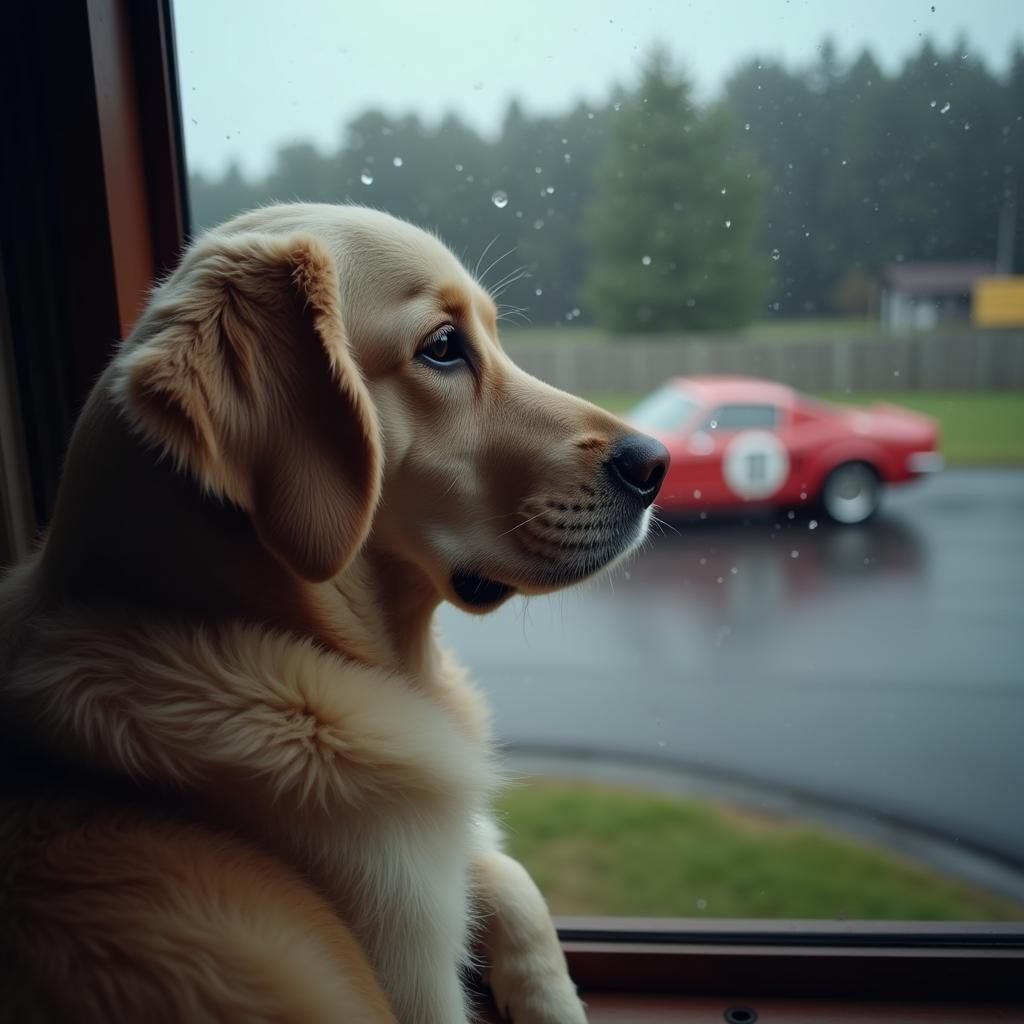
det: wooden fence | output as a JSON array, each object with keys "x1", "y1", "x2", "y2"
[{"x1": 506, "y1": 331, "x2": 1024, "y2": 395}]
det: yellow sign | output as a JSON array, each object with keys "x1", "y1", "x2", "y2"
[{"x1": 973, "y1": 276, "x2": 1024, "y2": 327}]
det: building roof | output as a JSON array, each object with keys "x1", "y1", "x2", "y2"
[{"x1": 883, "y1": 261, "x2": 994, "y2": 296}]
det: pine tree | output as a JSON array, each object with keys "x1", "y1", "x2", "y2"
[{"x1": 583, "y1": 49, "x2": 767, "y2": 332}]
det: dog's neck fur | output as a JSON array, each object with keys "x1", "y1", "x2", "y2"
[{"x1": 35, "y1": 377, "x2": 443, "y2": 686}]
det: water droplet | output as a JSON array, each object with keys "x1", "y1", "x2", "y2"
[
  {"x1": 790, "y1": 549, "x2": 800, "y2": 559},
  {"x1": 771, "y1": 248, "x2": 781, "y2": 261},
  {"x1": 696, "y1": 899, "x2": 708, "y2": 910},
  {"x1": 724, "y1": 220, "x2": 732, "y2": 229},
  {"x1": 720, "y1": 187, "x2": 727, "y2": 195},
  {"x1": 693, "y1": 489, "x2": 702, "y2": 499},
  {"x1": 564, "y1": 152, "x2": 572, "y2": 164},
  {"x1": 809, "y1": 520, "x2": 819, "y2": 530},
  {"x1": 545, "y1": 185, "x2": 555, "y2": 195},
  {"x1": 392, "y1": 156, "x2": 403, "y2": 167},
  {"x1": 787, "y1": 510, "x2": 796, "y2": 520},
  {"x1": 534, "y1": 287, "x2": 543, "y2": 296},
  {"x1": 613, "y1": 101, "x2": 622, "y2": 112},
  {"x1": 893, "y1": 368, "x2": 901, "y2": 377},
  {"x1": 841, "y1": 159, "x2": 848, "y2": 166},
  {"x1": 730, "y1": 566, "x2": 738, "y2": 575},
  {"x1": 587, "y1": 111, "x2": 595, "y2": 119},
  {"x1": 570, "y1": 307, "x2": 580, "y2": 317},
  {"x1": 360, "y1": 171, "x2": 374, "y2": 185},
  {"x1": 657, "y1": 739, "x2": 666, "y2": 748},
  {"x1": 472, "y1": 80, "x2": 483, "y2": 91},
  {"x1": 455, "y1": 163, "x2": 464, "y2": 172},
  {"x1": 641, "y1": 255, "x2": 652, "y2": 266},
  {"x1": 534, "y1": 166, "x2": 543, "y2": 175},
  {"x1": 930, "y1": 99, "x2": 937, "y2": 108},
  {"x1": 533, "y1": 218, "x2": 545, "y2": 230},
  {"x1": 744, "y1": 122, "x2": 751, "y2": 131},
  {"x1": 940, "y1": 101, "x2": 951, "y2": 114},
  {"x1": 800, "y1": 491, "x2": 807, "y2": 500},
  {"x1": 963, "y1": 121, "x2": 971, "y2": 131},
  {"x1": 491, "y1": 190, "x2": 509, "y2": 209}
]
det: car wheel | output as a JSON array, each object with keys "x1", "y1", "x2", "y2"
[{"x1": 821, "y1": 462, "x2": 881, "y2": 525}]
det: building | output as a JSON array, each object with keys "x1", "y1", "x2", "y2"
[{"x1": 880, "y1": 261, "x2": 994, "y2": 332}]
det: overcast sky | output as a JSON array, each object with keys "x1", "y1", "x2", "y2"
[{"x1": 173, "y1": 0, "x2": 1022, "y2": 178}]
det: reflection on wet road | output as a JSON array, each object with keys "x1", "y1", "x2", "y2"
[{"x1": 438, "y1": 470, "x2": 1024, "y2": 866}]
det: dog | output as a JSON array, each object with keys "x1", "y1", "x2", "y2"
[{"x1": 0, "y1": 204, "x2": 668, "y2": 1023}]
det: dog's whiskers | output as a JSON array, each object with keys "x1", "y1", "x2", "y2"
[
  {"x1": 474, "y1": 234, "x2": 501, "y2": 281},
  {"x1": 496, "y1": 509, "x2": 548, "y2": 539},
  {"x1": 478, "y1": 247, "x2": 518, "y2": 290}
]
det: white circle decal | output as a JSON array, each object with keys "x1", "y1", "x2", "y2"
[{"x1": 723, "y1": 430, "x2": 790, "y2": 500}]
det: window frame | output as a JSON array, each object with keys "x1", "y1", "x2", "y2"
[{"x1": 2, "y1": 0, "x2": 1021, "y2": 1007}]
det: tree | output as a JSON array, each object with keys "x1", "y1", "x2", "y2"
[{"x1": 583, "y1": 50, "x2": 767, "y2": 332}]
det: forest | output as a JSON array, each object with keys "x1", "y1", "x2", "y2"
[{"x1": 189, "y1": 38, "x2": 1024, "y2": 332}]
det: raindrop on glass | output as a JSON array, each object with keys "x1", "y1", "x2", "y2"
[
  {"x1": 790, "y1": 549, "x2": 800, "y2": 559},
  {"x1": 771, "y1": 248, "x2": 781, "y2": 261},
  {"x1": 360, "y1": 171, "x2": 374, "y2": 185},
  {"x1": 744, "y1": 122, "x2": 751, "y2": 131},
  {"x1": 930, "y1": 99, "x2": 937, "y2": 108},
  {"x1": 491, "y1": 190, "x2": 509, "y2": 209},
  {"x1": 534, "y1": 287, "x2": 543, "y2": 296},
  {"x1": 724, "y1": 220, "x2": 732, "y2": 229},
  {"x1": 455, "y1": 163, "x2": 464, "y2": 172},
  {"x1": 720, "y1": 187, "x2": 727, "y2": 195},
  {"x1": 693, "y1": 489, "x2": 702, "y2": 499},
  {"x1": 533, "y1": 218, "x2": 545, "y2": 230},
  {"x1": 696, "y1": 899, "x2": 708, "y2": 910},
  {"x1": 809, "y1": 520, "x2": 819, "y2": 530},
  {"x1": 392, "y1": 156, "x2": 403, "y2": 167},
  {"x1": 940, "y1": 101, "x2": 951, "y2": 114},
  {"x1": 613, "y1": 101, "x2": 622, "y2": 112},
  {"x1": 641, "y1": 255, "x2": 652, "y2": 266},
  {"x1": 545, "y1": 185, "x2": 555, "y2": 195}
]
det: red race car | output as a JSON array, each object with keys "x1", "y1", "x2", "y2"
[{"x1": 629, "y1": 376, "x2": 942, "y2": 524}]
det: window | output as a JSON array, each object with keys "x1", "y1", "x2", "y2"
[
  {"x1": 169, "y1": 0, "x2": 1024, "y2": 937},
  {"x1": 3, "y1": 0, "x2": 1020, "y2": 1014},
  {"x1": 628, "y1": 386, "x2": 698, "y2": 432},
  {"x1": 703, "y1": 403, "x2": 779, "y2": 431}
]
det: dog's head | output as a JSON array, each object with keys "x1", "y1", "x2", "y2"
[{"x1": 116, "y1": 205, "x2": 667, "y2": 613}]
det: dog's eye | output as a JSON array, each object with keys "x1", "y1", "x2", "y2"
[{"x1": 418, "y1": 325, "x2": 467, "y2": 368}]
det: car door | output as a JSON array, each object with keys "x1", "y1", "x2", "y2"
[{"x1": 680, "y1": 403, "x2": 788, "y2": 508}]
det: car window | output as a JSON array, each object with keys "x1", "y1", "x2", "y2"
[
  {"x1": 703, "y1": 403, "x2": 779, "y2": 431},
  {"x1": 628, "y1": 387, "x2": 698, "y2": 431}
]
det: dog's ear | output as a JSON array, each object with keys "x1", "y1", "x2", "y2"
[{"x1": 117, "y1": 232, "x2": 382, "y2": 582}]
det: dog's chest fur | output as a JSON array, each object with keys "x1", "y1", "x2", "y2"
[{"x1": 3, "y1": 616, "x2": 498, "y2": 992}]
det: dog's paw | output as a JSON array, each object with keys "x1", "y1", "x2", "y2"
[{"x1": 490, "y1": 973, "x2": 587, "y2": 1024}]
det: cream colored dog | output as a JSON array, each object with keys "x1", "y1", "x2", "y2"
[{"x1": 0, "y1": 204, "x2": 668, "y2": 1023}]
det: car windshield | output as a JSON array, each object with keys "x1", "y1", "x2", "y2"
[{"x1": 628, "y1": 386, "x2": 698, "y2": 432}]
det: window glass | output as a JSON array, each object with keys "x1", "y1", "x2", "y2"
[
  {"x1": 173, "y1": 0, "x2": 1024, "y2": 924},
  {"x1": 628, "y1": 387, "x2": 698, "y2": 432},
  {"x1": 705, "y1": 404, "x2": 779, "y2": 431}
]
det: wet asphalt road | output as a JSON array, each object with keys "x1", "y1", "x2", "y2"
[{"x1": 437, "y1": 470, "x2": 1024, "y2": 867}]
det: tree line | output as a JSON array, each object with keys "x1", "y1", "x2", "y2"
[{"x1": 190, "y1": 37, "x2": 1024, "y2": 332}]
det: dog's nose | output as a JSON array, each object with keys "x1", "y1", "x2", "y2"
[{"x1": 606, "y1": 434, "x2": 670, "y2": 508}]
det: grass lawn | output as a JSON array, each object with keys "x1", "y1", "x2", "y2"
[
  {"x1": 498, "y1": 780, "x2": 1024, "y2": 921},
  {"x1": 584, "y1": 391, "x2": 1024, "y2": 466}
]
